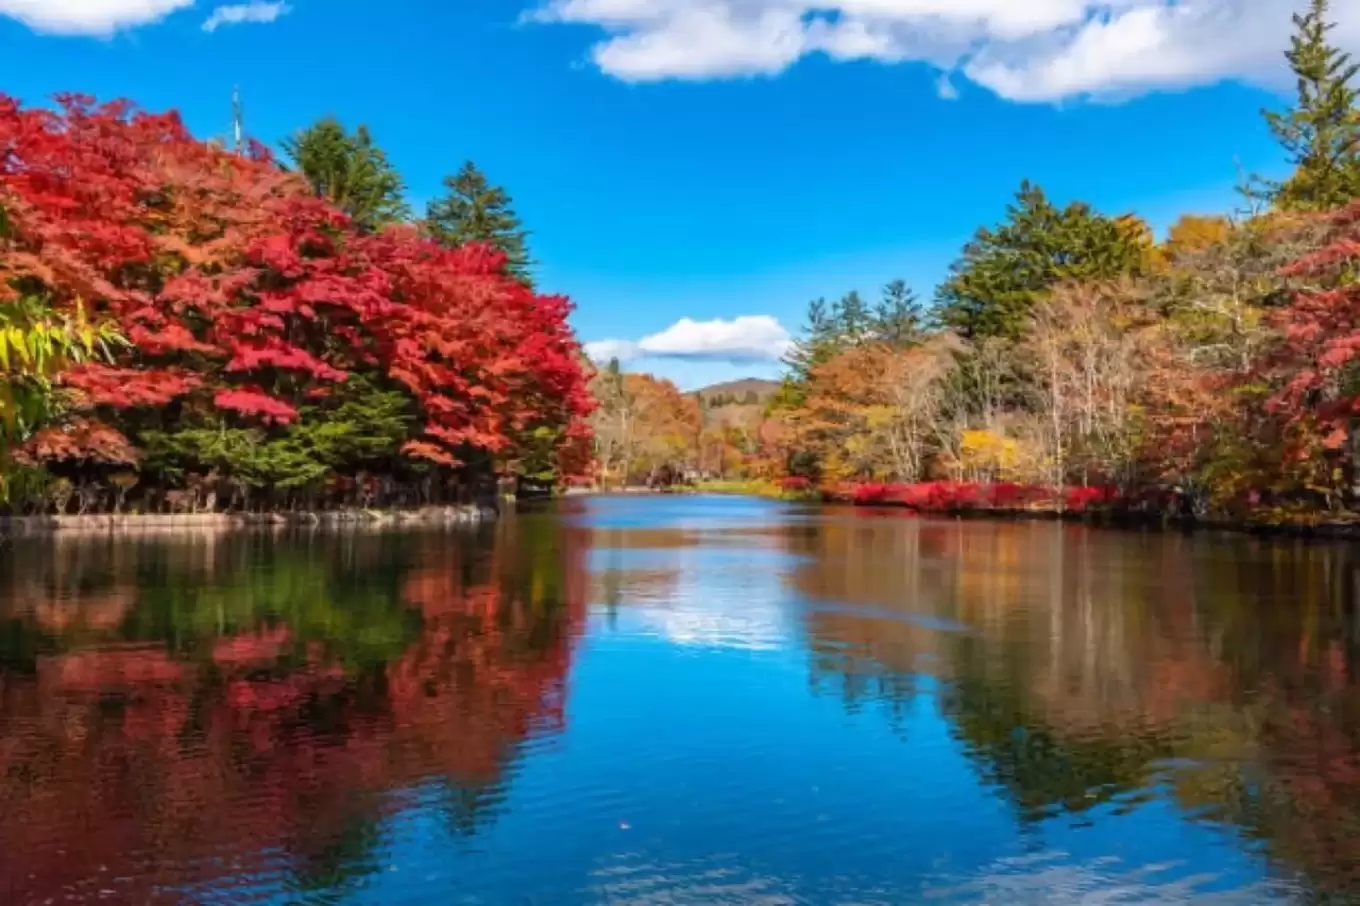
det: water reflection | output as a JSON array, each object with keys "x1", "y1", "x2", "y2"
[
  {"x1": 3, "y1": 498, "x2": 1360, "y2": 903},
  {"x1": 0, "y1": 521, "x2": 585, "y2": 905},
  {"x1": 786, "y1": 511, "x2": 1360, "y2": 902}
]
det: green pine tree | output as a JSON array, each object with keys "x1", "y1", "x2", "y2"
[
  {"x1": 782, "y1": 297, "x2": 843, "y2": 385},
  {"x1": 1259, "y1": 0, "x2": 1360, "y2": 212},
  {"x1": 425, "y1": 161, "x2": 532, "y2": 285},
  {"x1": 831, "y1": 290, "x2": 871, "y2": 342},
  {"x1": 873, "y1": 279, "x2": 924, "y2": 346},
  {"x1": 282, "y1": 118, "x2": 410, "y2": 231},
  {"x1": 934, "y1": 181, "x2": 1146, "y2": 340}
]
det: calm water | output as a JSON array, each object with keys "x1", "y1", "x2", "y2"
[{"x1": 3, "y1": 496, "x2": 1360, "y2": 904}]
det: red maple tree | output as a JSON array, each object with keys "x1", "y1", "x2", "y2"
[{"x1": 0, "y1": 93, "x2": 593, "y2": 481}]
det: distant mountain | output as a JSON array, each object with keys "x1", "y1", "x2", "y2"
[{"x1": 693, "y1": 378, "x2": 780, "y2": 408}]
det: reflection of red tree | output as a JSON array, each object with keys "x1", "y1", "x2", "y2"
[
  {"x1": 1246, "y1": 648, "x2": 1360, "y2": 898},
  {"x1": 32, "y1": 591, "x2": 135, "y2": 632},
  {"x1": 40, "y1": 645, "x2": 187, "y2": 689},
  {"x1": 0, "y1": 543, "x2": 586, "y2": 906},
  {"x1": 213, "y1": 626, "x2": 293, "y2": 667}
]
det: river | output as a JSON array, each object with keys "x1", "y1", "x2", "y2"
[{"x1": 1, "y1": 494, "x2": 1358, "y2": 904}]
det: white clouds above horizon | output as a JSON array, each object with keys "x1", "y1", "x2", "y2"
[
  {"x1": 202, "y1": 0, "x2": 288, "y2": 31},
  {"x1": 0, "y1": 0, "x2": 291, "y2": 35},
  {"x1": 585, "y1": 315, "x2": 792, "y2": 365},
  {"x1": 0, "y1": 0, "x2": 193, "y2": 35},
  {"x1": 529, "y1": 0, "x2": 1360, "y2": 103}
]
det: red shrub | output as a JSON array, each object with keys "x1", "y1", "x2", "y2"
[{"x1": 828, "y1": 481, "x2": 1123, "y2": 514}]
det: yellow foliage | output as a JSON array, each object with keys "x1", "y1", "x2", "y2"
[
  {"x1": 1164, "y1": 214, "x2": 1231, "y2": 256},
  {"x1": 959, "y1": 429, "x2": 1014, "y2": 471},
  {"x1": 957, "y1": 429, "x2": 1045, "y2": 482}
]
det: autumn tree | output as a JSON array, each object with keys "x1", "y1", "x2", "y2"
[
  {"x1": 587, "y1": 366, "x2": 698, "y2": 486},
  {"x1": 1260, "y1": 205, "x2": 1360, "y2": 508},
  {"x1": 792, "y1": 338, "x2": 959, "y2": 483},
  {"x1": 1024, "y1": 282, "x2": 1158, "y2": 490},
  {"x1": 0, "y1": 293, "x2": 122, "y2": 499},
  {"x1": 425, "y1": 162, "x2": 532, "y2": 285},
  {"x1": 1258, "y1": 0, "x2": 1360, "y2": 212},
  {"x1": 1156, "y1": 214, "x2": 1327, "y2": 371},
  {"x1": 0, "y1": 93, "x2": 592, "y2": 513},
  {"x1": 282, "y1": 117, "x2": 410, "y2": 231},
  {"x1": 588, "y1": 358, "x2": 631, "y2": 485},
  {"x1": 781, "y1": 280, "x2": 920, "y2": 398},
  {"x1": 934, "y1": 181, "x2": 1148, "y2": 340}
]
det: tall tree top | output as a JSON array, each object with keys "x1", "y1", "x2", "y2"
[
  {"x1": 281, "y1": 117, "x2": 410, "y2": 231},
  {"x1": 933, "y1": 180, "x2": 1147, "y2": 340},
  {"x1": 425, "y1": 161, "x2": 532, "y2": 285},
  {"x1": 1260, "y1": 0, "x2": 1360, "y2": 212}
]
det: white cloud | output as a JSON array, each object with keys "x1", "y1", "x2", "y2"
[
  {"x1": 530, "y1": 0, "x2": 1360, "y2": 102},
  {"x1": 202, "y1": 0, "x2": 288, "y2": 31},
  {"x1": 583, "y1": 338, "x2": 641, "y2": 362},
  {"x1": 935, "y1": 70, "x2": 959, "y2": 100},
  {"x1": 586, "y1": 315, "x2": 792, "y2": 364},
  {"x1": 0, "y1": 0, "x2": 193, "y2": 35}
]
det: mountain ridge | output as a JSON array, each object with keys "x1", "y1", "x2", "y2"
[{"x1": 692, "y1": 377, "x2": 780, "y2": 404}]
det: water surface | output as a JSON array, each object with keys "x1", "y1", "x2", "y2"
[{"x1": 2, "y1": 495, "x2": 1359, "y2": 904}]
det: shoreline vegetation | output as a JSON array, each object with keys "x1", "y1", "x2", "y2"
[
  {"x1": 9, "y1": 3, "x2": 1360, "y2": 533},
  {"x1": 585, "y1": 3, "x2": 1360, "y2": 536},
  {"x1": 0, "y1": 93, "x2": 592, "y2": 523},
  {"x1": 576, "y1": 480, "x2": 1360, "y2": 540}
]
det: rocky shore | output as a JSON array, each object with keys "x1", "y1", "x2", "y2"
[{"x1": 0, "y1": 503, "x2": 500, "y2": 537}]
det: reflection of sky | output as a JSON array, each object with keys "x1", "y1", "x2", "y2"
[
  {"x1": 249, "y1": 496, "x2": 1301, "y2": 905},
  {"x1": 590, "y1": 545, "x2": 800, "y2": 652},
  {"x1": 321, "y1": 638, "x2": 1292, "y2": 904}
]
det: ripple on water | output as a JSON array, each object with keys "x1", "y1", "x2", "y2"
[{"x1": 0, "y1": 498, "x2": 1350, "y2": 903}]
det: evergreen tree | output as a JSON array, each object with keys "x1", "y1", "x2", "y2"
[
  {"x1": 873, "y1": 279, "x2": 924, "y2": 346},
  {"x1": 782, "y1": 297, "x2": 842, "y2": 384},
  {"x1": 425, "y1": 161, "x2": 532, "y2": 284},
  {"x1": 831, "y1": 290, "x2": 872, "y2": 342},
  {"x1": 281, "y1": 118, "x2": 410, "y2": 231},
  {"x1": 934, "y1": 181, "x2": 1146, "y2": 340},
  {"x1": 1258, "y1": 0, "x2": 1360, "y2": 212}
]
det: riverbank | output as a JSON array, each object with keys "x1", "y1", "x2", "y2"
[
  {"x1": 688, "y1": 479, "x2": 818, "y2": 500},
  {"x1": 0, "y1": 503, "x2": 499, "y2": 537},
  {"x1": 684, "y1": 479, "x2": 1360, "y2": 540}
]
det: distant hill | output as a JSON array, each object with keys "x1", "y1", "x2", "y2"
[{"x1": 693, "y1": 378, "x2": 780, "y2": 408}]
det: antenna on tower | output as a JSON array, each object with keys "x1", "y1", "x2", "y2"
[{"x1": 231, "y1": 85, "x2": 244, "y2": 154}]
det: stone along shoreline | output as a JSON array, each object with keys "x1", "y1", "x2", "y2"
[{"x1": 0, "y1": 503, "x2": 501, "y2": 536}]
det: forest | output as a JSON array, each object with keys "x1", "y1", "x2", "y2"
[
  {"x1": 589, "y1": 0, "x2": 1360, "y2": 525},
  {"x1": 11, "y1": 1, "x2": 1360, "y2": 524},
  {"x1": 0, "y1": 93, "x2": 593, "y2": 515}
]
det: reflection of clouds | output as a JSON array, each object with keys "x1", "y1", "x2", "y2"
[
  {"x1": 591, "y1": 546, "x2": 797, "y2": 652},
  {"x1": 636, "y1": 598, "x2": 790, "y2": 652},
  {"x1": 927, "y1": 852, "x2": 1296, "y2": 904},
  {"x1": 587, "y1": 852, "x2": 799, "y2": 904}
]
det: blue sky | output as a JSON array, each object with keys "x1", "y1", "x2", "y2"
[{"x1": 0, "y1": 0, "x2": 1341, "y2": 388}]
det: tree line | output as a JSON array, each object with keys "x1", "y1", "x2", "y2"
[
  {"x1": 0, "y1": 95, "x2": 592, "y2": 515},
  {"x1": 597, "y1": 0, "x2": 1360, "y2": 523}
]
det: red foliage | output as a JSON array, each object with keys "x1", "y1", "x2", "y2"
[
  {"x1": 830, "y1": 481, "x2": 1120, "y2": 513},
  {"x1": 0, "y1": 537, "x2": 588, "y2": 905},
  {"x1": 15, "y1": 417, "x2": 140, "y2": 465},
  {"x1": 214, "y1": 388, "x2": 299, "y2": 425},
  {"x1": 0, "y1": 93, "x2": 593, "y2": 471},
  {"x1": 1268, "y1": 203, "x2": 1360, "y2": 454},
  {"x1": 212, "y1": 626, "x2": 292, "y2": 667}
]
